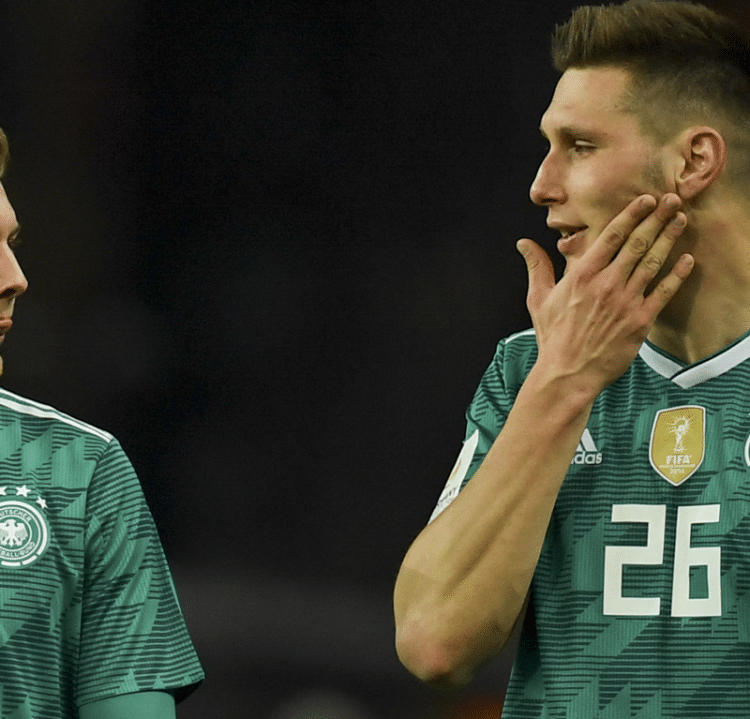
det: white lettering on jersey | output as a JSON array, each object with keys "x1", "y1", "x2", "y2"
[
  {"x1": 604, "y1": 505, "x2": 666, "y2": 616},
  {"x1": 429, "y1": 430, "x2": 479, "y2": 523},
  {"x1": 603, "y1": 503, "x2": 721, "y2": 617},
  {"x1": 571, "y1": 428, "x2": 603, "y2": 465}
]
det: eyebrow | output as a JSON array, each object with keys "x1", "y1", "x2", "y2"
[{"x1": 539, "y1": 123, "x2": 608, "y2": 142}]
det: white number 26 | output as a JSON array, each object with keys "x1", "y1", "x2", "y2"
[{"x1": 603, "y1": 504, "x2": 721, "y2": 617}]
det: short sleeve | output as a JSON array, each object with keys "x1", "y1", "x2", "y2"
[
  {"x1": 429, "y1": 331, "x2": 537, "y2": 522},
  {"x1": 76, "y1": 439, "x2": 204, "y2": 707}
]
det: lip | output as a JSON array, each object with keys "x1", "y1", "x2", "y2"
[{"x1": 557, "y1": 227, "x2": 588, "y2": 256}]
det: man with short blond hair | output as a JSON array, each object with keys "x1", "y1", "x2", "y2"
[{"x1": 0, "y1": 129, "x2": 203, "y2": 719}]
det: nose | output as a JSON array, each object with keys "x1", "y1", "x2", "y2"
[
  {"x1": 0, "y1": 243, "x2": 27, "y2": 302},
  {"x1": 529, "y1": 152, "x2": 566, "y2": 206}
]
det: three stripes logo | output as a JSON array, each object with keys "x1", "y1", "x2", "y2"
[{"x1": 571, "y1": 428, "x2": 603, "y2": 465}]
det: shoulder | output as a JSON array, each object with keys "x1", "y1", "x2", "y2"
[
  {"x1": 499, "y1": 327, "x2": 538, "y2": 356},
  {"x1": 0, "y1": 387, "x2": 114, "y2": 446},
  {"x1": 486, "y1": 328, "x2": 538, "y2": 385},
  {"x1": 467, "y1": 328, "x2": 538, "y2": 416}
]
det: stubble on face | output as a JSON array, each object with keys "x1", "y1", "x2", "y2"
[{"x1": 536, "y1": 66, "x2": 690, "y2": 287}]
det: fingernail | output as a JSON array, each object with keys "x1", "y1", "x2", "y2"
[{"x1": 672, "y1": 213, "x2": 686, "y2": 228}]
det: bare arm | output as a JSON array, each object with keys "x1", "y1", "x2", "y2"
[{"x1": 393, "y1": 194, "x2": 693, "y2": 688}]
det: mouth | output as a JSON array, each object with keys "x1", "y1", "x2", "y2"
[
  {"x1": 557, "y1": 226, "x2": 588, "y2": 256},
  {"x1": 0, "y1": 318, "x2": 13, "y2": 341}
]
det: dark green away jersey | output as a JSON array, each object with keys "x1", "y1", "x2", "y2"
[
  {"x1": 432, "y1": 328, "x2": 750, "y2": 718},
  {"x1": 0, "y1": 388, "x2": 204, "y2": 718}
]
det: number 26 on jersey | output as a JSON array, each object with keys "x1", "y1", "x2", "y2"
[{"x1": 603, "y1": 504, "x2": 721, "y2": 617}]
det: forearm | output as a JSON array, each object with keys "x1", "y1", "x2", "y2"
[
  {"x1": 395, "y1": 194, "x2": 692, "y2": 688},
  {"x1": 394, "y1": 367, "x2": 594, "y2": 686}
]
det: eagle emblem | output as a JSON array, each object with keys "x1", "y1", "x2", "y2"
[
  {"x1": 0, "y1": 518, "x2": 28, "y2": 547},
  {"x1": 0, "y1": 488, "x2": 50, "y2": 568}
]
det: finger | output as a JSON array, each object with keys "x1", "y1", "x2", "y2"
[
  {"x1": 611, "y1": 193, "x2": 682, "y2": 279},
  {"x1": 517, "y1": 239, "x2": 555, "y2": 314},
  {"x1": 641, "y1": 253, "x2": 695, "y2": 317},
  {"x1": 584, "y1": 194, "x2": 658, "y2": 270},
  {"x1": 626, "y1": 211, "x2": 687, "y2": 293}
]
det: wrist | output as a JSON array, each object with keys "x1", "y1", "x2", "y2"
[{"x1": 519, "y1": 362, "x2": 599, "y2": 424}]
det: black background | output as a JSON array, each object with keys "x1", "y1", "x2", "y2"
[{"x1": 0, "y1": 1, "x2": 744, "y2": 717}]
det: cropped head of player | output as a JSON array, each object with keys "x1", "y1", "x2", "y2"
[
  {"x1": 0, "y1": 130, "x2": 29, "y2": 375},
  {"x1": 530, "y1": 0, "x2": 750, "y2": 271}
]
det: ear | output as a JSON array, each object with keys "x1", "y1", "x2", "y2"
[{"x1": 674, "y1": 126, "x2": 727, "y2": 200}]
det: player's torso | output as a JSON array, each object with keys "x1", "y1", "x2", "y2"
[
  {"x1": 522, "y1": 354, "x2": 750, "y2": 718},
  {"x1": 0, "y1": 397, "x2": 106, "y2": 719}
]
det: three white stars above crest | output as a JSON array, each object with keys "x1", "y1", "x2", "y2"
[{"x1": 0, "y1": 485, "x2": 47, "y2": 509}]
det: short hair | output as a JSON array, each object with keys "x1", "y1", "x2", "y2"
[{"x1": 551, "y1": 0, "x2": 750, "y2": 185}]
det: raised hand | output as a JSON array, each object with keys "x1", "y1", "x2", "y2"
[{"x1": 516, "y1": 193, "x2": 694, "y2": 396}]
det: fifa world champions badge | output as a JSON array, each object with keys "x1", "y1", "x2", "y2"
[
  {"x1": 649, "y1": 406, "x2": 706, "y2": 486},
  {"x1": 0, "y1": 485, "x2": 50, "y2": 568}
]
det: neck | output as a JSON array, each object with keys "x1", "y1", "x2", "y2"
[
  {"x1": 648, "y1": 199, "x2": 750, "y2": 364},
  {"x1": 650, "y1": 309, "x2": 750, "y2": 365}
]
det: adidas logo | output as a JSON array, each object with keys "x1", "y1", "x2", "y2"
[{"x1": 571, "y1": 428, "x2": 603, "y2": 465}]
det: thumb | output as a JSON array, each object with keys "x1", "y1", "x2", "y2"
[{"x1": 516, "y1": 239, "x2": 555, "y2": 312}]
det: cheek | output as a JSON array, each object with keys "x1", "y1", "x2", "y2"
[{"x1": 581, "y1": 160, "x2": 655, "y2": 219}]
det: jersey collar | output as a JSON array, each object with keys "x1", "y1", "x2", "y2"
[{"x1": 638, "y1": 329, "x2": 750, "y2": 388}]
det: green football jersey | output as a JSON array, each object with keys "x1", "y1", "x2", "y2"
[
  {"x1": 0, "y1": 388, "x2": 204, "y2": 718},
  {"x1": 434, "y1": 328, "x2": 750, "y2": 718}
]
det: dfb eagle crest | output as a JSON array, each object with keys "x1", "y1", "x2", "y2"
[{"x1": 0, "y1": 518, "x2": 29, "y2": 547}]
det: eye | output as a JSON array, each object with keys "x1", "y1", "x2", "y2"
[{"x1": 572, "y1": 140, "x2": 595, "y2": 155}]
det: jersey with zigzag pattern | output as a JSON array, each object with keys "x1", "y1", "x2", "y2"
[
  {"x1": 0, "y1": 388, "x2": 203, "y2": 718},
  {"x1": 442, "y1": 328, "x2": 750, "y2": 719}
]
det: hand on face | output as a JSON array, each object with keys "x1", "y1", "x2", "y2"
[{"x1": 516, "y1": 193, "x2": 693, "y2": 396}]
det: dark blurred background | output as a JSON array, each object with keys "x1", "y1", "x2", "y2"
[{"x1": 0, "y1": 0, "x2": 745, "y2": 717}]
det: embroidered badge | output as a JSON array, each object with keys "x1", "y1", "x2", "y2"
[
  {"x1": 0, "y1": 486, "x2": 50, "y2": 568},
  {"x1": 649, "y1": 406, "x2": 706, "y2": 486},
  {"x1": 429, "y1": 430, "x2": 479, "y2": 523}
]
